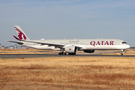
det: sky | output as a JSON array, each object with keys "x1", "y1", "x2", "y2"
[{"x1": 0, "y1": 0, "x2": 135, "y2": 46}]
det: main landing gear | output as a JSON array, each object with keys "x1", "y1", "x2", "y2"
[
  {"x1": 58, "y1": 49, "x2": 67, "y2": 55},
  {"x1": 58, "y1": 52, "x2": 67, "y2": 55},
  {"x1": 58, "y1": 52, "x2": 76, "y2": 55}
]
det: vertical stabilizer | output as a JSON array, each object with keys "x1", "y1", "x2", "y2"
[{"x1": 14, "y1": 25, "x2": 30, "y2": 41}]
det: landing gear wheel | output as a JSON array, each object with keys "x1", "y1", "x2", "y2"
[
  {"x1": 120, "y1": 53, "x2": 123, "y2": 56},
  {"x1": 64, "y1": 53, "x2": 67, "y2": 55},
  {"x1": 68, "y1": 53, "x2": 76, "y2": 55},
  {"x1": 58, "y1": 52, "x2": 66, "y2": 55},
  {"x1": 58, "y1": 52, "x2": 63, "y2": 55}
]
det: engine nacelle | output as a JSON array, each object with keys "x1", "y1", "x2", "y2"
[
  {"x1": 83, "y1": 50, "x2": 95, "y2": 53},
  {"x1": 65, "y1": 46, "x2": 77, "y2": 53}
]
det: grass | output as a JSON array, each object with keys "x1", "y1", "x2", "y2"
[
  {"x1": 0, "y1": 49, "x2": 58, "y2": 54},
  {"x1": 0, "y1": 57, "x2": 135, "y2": 90}
]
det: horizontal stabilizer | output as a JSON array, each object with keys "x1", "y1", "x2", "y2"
[
  {"x1": 8, "y1": 41, "x2": 23, "y2": 45},
  {"x1": 13, "y1": 35, "x2": 20, "y2": 40}
]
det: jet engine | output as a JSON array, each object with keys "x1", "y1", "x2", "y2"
[
  {"x1": 83, "y1": 50, "x2": 95, "y2": 53},
  {"x1": 65, "y1": 46, "x2": 77, "y2": 55}
]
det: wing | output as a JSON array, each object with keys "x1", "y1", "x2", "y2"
[
  {"x1": 8, "y1": 40, "x2": 83, "y2": 50},
  {"x1": 24, "y1": 41, "x2": 65, "y2": 48}
]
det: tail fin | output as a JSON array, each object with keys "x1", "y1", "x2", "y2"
[{"x1": 14, "y1": 25, "x2": 30, "y2": 41}]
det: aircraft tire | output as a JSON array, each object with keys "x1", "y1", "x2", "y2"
[
  {"x1": 58, "y1": 52, "x2": 62, "y2": 55},
  {"x1": 58, "y1": 52, "x2": 67, "y2": 55},
  {"x1": 68, "y1": 53, "x2": 76, "y2": 55}
]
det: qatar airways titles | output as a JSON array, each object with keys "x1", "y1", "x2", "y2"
[{"x1": 90, "y1": 41, "x2": 114, "y2": 46}]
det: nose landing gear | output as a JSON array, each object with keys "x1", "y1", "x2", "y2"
[{"x1": 120, "y1": 50, "x2": 123, "y2": 56}]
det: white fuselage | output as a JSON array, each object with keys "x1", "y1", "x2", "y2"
[{"x1": 22, "y1": 39, "x2": 130, "y2": 50}]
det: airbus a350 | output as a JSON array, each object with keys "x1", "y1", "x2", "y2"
[{"x1": 9, "y1": 25, "x2": 130, "y2": 55}]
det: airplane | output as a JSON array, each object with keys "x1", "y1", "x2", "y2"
[{"x1": 8, "y1": 25, "x2": 130, "y2": 56}]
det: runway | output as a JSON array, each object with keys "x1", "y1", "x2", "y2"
[{"x1": 0, "y1": 53, "x2": 135, "y2": 59}]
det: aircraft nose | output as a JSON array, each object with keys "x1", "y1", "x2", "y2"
[{"x1": 126, "y1": 45, "x2": 130, "y2": 48}]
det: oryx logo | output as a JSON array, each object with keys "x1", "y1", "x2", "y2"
[
  {"x1": 69, "y1": 48, "x2": 71, "y2": 51},
  {"x1": 15, "y1": 27, "x2": 26, "y2": 41}
]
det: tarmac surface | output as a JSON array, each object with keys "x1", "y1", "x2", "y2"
[{"x1": 0, "y1": 53, "x2": 135, "y2": 59}]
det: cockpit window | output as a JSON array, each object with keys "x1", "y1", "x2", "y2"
[{"x1": 122, "y1": 42, "x2": 127, "y2": 44}]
